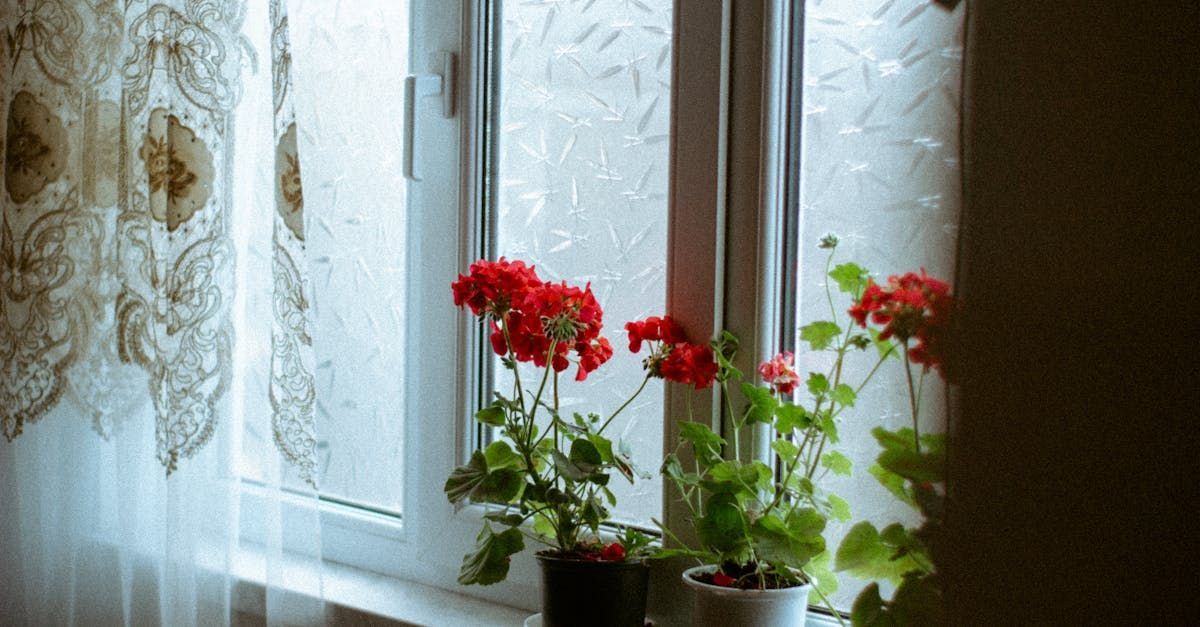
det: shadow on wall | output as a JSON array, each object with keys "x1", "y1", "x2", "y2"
[{"x1": 949, "y1": 1, "x2": 1197, "y2": 624}]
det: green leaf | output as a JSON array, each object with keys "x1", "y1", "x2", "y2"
[
  {"x1": 741, "y1": 383, "x2": 779, "y2": 424},
  {"x1": 786, "y1": 475, "x2": 815, "y2": 500},
  {"x1": 800, "y1": 321, "x2": 841, "y2": 351},
  {"x1": 870, "y1": 463, "x2": 916, "y2": 508},
  {"x1": 581, "y1": 497, "x2": 606, "y2": 531},
  {"x1": 831, "y1": 383, "x2": 856, "y2": 408},
  {"x1": 850, "y1": 582, "x2": 890, "y2": 627},
  {"x1": 818, "y1": 413, "x2": 840, "y2": 443},
  {"x1": 678, "y1": 421, "x2": 726, "y2": 468},
  {"x1": 869, "y1": 328, "x2": 897, "y2": 359},
  {"x1": 919, "y1": 431, "x2": 947, "y2": 456},
  {"x1": 828, "y1": 493, "x2": 851, "y2": 522},
  {"x1": 532, "y1": 513, "x2": 556, "y2": 539},
  {"x1": 749, "y1": 508, "x2": 826, "y2": 570},
  {"x1": 890, "y1": 573, "x2": 944, "y2": 626},
  {"x1": 474, "y1": 404, "x2": 507, "y2": 426},
  {"x1": 880, "y1": 523, "x2": 909, "y2": 546},
  {"x1": 877, "y1": 448, "x2": 943, "y2": 484},
  {"x1": 835, "y1": 521, "x2": 921, "y2": 584},
  {"x1": 587, "y1": 433, "x2": 615, "y2": 463},
  {"x1": 661, "y1": 453, "x2": 699, "y2": 487},
  {"x1": 601, "y1": 485, "x2": 617, "y2": 506},
  {"x1": 829, "y1": 262, "x2": 869, "y2": 295},
  {"x1": 774, "y1": 404, "x2": 811, "y2": 433},
  {"x1": 475, "y1": 468, "x2": 523, "y2": 503},
  {"x1": 444, "y1": 451, "x2": 488, "y2": 504},
  {"x1": 457, "y1": 526, "x2": 524, "y2": 586},
  {"x1": 446, "y1": 451, "x2": 520, "y2": 504},
  {"x1": 712, "y1": 331, "x2": 743, "y2": 383},
  {"x1": 705, "y1": 460, "x2": 772, "y2": 497},
  {"x1": 484, "y1": 440, "x2": 522, "y2": 470},
  {"x1": 771, "y1": 439, "x2": 800, "y2": 460},
  {"x1": 568, "y1": 438, "x2": 603, "y2": 469},
  {"x1": 650, "y1": 547, "x2": 715, "y2": 562},
  {"x1": 805, "y1": 550, "x2": 840, "y2": 606},
  {"x1": 483, "y1": 512, "x2": 525, "y2": 527},
  {"x1": 696, "y1": 493, "x2": 748, "y2": 554},
  {"x1": 551, "y1": 449, "x2": 590, "y2": 482},
  {"x1": 820, "y1": 450, "x2": 852, "y2": 476},
  {"x1": 807, "y1": 372, "x2": 830, "y2": 396}
]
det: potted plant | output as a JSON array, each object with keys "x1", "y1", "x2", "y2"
[
  {"x1": 443, "y1": 257, "x2": 658, "y2": 627},
  {"x1": 649, "y1": 236, "x2": 920, "y2": 626},
  {"x1": 833, "y1": 266, "x2": 955, "y2": 626}
]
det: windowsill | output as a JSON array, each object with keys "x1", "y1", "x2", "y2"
[
  {"x1": 224, "y1": 544, "x2": 845, "y2": 627},
  {"x1": 319, "y1": 560, "x2": 532, "y2": 626},
  {"x1": 223, "y1": 543, "x2": 531, "y2": 626}
]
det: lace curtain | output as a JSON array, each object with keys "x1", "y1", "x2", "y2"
[{"x1": 1, "y1": 0, "x2": 325, "y2": 623}]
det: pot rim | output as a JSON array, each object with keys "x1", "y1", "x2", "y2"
[
  {"x1": 535, "y1": 550, "x2": 649, "y2": 570},
  {"x1": 681, "y1": 564, "x2": 813, "y2": 599}
]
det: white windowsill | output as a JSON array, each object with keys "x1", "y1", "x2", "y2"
[
  {"x1": 224, "y1": 545, "x2": 844, "y2": 627},
  {"x1": 221, "y1": 543, "x2": 530, "y2": 626},
  {"x1": 320, "y1": 560, "x2": 532, "y2": 627}
]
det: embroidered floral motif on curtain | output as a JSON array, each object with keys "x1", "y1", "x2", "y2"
[{"x1": 1, "y1": 0, "x2": 319, "y2": 482}]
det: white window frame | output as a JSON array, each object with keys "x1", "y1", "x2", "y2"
[{"x1": 256, "y1": 1, "x2": 843, "y2": 623}]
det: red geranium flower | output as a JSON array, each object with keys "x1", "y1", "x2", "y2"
[
  {"x1": 451, "y1": 257, "x2": 542, "y2": 317},
  {"x1": 599, "y1": 542, "x2": 625, "y2": 562},
  {"x1": 625, "y1": 315, "x2": 716, "y2": 389},
  {"x1": 575, "y1": 337, "x2": 613, "y2": 382},
  {"x1": 660, "y1": 342, "x2": 718, "y2": 390},
  {"x1": 758, "y1": 351, "x2": 799, "y2": 395},
  {"x1": 848, "y1": 269, "x2": 954, "y2": 375},
  {"x1": 712, "y1": 571, "x2": 736, "y2": 587},
  {"x1": 625, "y1": 315, "x2": 686, "y2": 353}
]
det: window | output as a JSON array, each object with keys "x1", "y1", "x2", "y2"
[
  {"x1": 784, "y1": 0, "x2": 964, "y2": 610},
  {"x1": 491, "y1": 0, "x2": 674, "y2": 529},
  {"x1": 256, "y1": 0, "x2": 963, "y2": 621}
]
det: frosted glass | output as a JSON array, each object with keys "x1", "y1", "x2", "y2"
[
  {"x1": 239, "y1": 0, "x2": 410, "y2": 513},
  {"x1": 493, "y1": 0, "x2": 674, "y2": 528},
  {"x1": 797, "y1": 0, "x2": 963, "y2": 609}
]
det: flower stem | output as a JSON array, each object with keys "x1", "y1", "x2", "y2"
[
  {"x1": 824, "y1": 248, "x2": 838, "y2": 322},
  {"x1": 722, "y1": 380, "x2": 741, "y2": 463},
  {"x1": 598, "y1": 373, "x2": 651, "y2": 434},
  {"x1": 526, "y1": 340, "x2": 558, "y2": 448},
  {"x1": 501, "y1": 320, "x2": 527, "y2": 416},
  {"x1": 808, "y1": 578, "x2": 848, "y2": 627},
  {"x1": 902, "y1": 341, "x2": 921, "y2": 453},
  {"x1": 854, "y1": 344, "x2": 897, "y2": 396}
]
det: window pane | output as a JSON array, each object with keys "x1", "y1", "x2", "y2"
[
  {"x1": 492, "y1": 0, "x2": 674, "y2": 527},
  {"x1": 238, "y1": 1, "x2": 410, "y2": 514},
  {"x1": 796, "y1": 0, "x2": 964, "y2": 609}
]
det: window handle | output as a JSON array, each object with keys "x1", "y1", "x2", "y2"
[{"x1": 404, "y1": 51, "x2": 456, "y2": 181}]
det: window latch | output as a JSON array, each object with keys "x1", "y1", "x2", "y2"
[{"x1": 403, "y1": 51, "x2": 456, "y2": 181}]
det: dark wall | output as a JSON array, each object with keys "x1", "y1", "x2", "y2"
[{"x1": 949, "y1": 1, "x2": 1198, "y2": 623}]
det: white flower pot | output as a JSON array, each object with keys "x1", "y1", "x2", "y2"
[{"x1": 681, "y1": 565, "x2": 812, "y2": 627}]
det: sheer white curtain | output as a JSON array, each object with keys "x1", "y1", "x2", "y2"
[{"x1": 1, "y1": 1, "x2": 326, "y2": 624}]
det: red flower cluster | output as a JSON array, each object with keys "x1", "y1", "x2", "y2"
[
  {"x1": 848, "y1": 270, "x2": 954, "y2": 374},
  {"x1": 624, "y1": 316, "x2": 686, "y2": 353},
  {"x1": 581, "y1": 542, "x2": 626, "y2": 562},
  {"x1": 758, "y1": 352, "x2": 799, "y2": 395},
  {"x1": 451, "y1": 257, "x2": 540, "y2": 317},
  {"x1": 660, "y1": 343, "x2": 718, "y2": 389},
  {"x1": 625, "y1": 316, "x2": 718, "y2": 389},
  {"x1": 454, "y1": 259, "x2": 613, "y2": 381},
  {"x1": 599, "y1": 542, "x2": 625, "y2": 562},
  {"x1": 712, "y1": 571, "x2": 737, "y2": 587}
]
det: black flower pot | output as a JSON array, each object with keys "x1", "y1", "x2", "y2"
[{"x1": 535, "y1": 552, "x2": 650, "y2": 627}]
